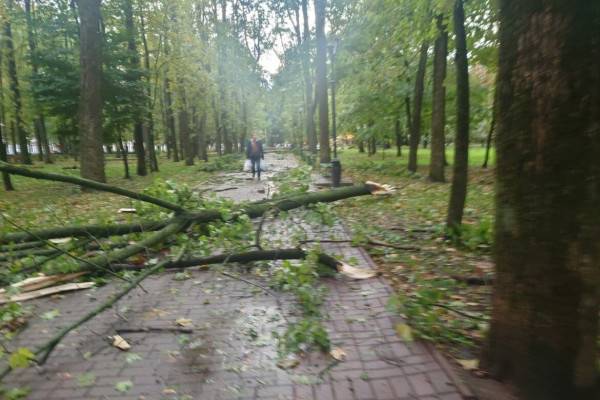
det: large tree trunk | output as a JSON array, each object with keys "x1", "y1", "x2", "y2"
[
  {"x1": 483, "y1": 2, "x2": 600, "y2": 399},
  {"x1": 24, "y1": 0, "x2": 51, "y2": 164},
  {"x1": 76, "y1": 0, "x2": 105, "y2": 182},
  {"x1": 446, "y1": 0, "x2": 469, "y2": 228},
  {"x1": 4, "y1": 0, "x2": 31, "y2": 165},
  {"x1": 124, "y1": 0, "x2": 147, "y2": 176},
  {"x1": 178, "y1": 87, "x2": 193, "y2": 166},
  {"x1": 138, "y1": 4, "x2": 158, "y2": 172},
  {"x1": 0, "y1": 48, "x2": 13, "y2": 190},
  {"x1": 301, "y1": 0, "x2": 317, "y2": 153},
  {"x1": 314, "y1": 0, "x2": 330, "y2": 164},
  {"x1": 163, "y1": 76, "x2": 179, "y2": 162},
  {"x1": 407, "y1": 42, "x2": 428, "y2": 173},
  {"x1": 429, "y1": 16, "x2": 448, "y2": 182}
]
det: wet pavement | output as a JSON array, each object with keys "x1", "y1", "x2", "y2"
[{"x1": 4, "y1": 153, "x2": 466, "y2": 400}]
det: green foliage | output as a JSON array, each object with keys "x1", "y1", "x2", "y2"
[
  {"x1": 272, "y1": 252, "x2": 331, "y2": 356},
  {"x1": 0, "y1": 387, "x2": 31, "y2": 400},
  {"x1": 446, "y1": 217, "x2": 493, "y2": 251},
  {"x1": 277, "y1": 318, "x2": 331, "y2": 355},
  {"x1": 0, "y1": 303, "x2": 28, "y2": 334},
  {"x1": 9, "y1": 347, "x2": 35, "y2": 369},
  {"x1": 272, "y1": 166, "x2": 312, "y2": 197}
]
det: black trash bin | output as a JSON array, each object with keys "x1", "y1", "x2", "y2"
[{"x1": 331, "y1": 159, "x2": 342, "y2": 187}]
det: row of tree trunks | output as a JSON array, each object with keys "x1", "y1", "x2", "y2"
[
  {"x1": 24, "y1": 0, "x2": 52, "y2": 164},
  {"x1": 4, "y1": 0, "x2": 31, "y2": 165},
  {"x1": 139, "y1": 7, "x2": 159, "y2": 172},
  {"x1": 429, "y1": 15, "x2": 448, "y2": 182}
]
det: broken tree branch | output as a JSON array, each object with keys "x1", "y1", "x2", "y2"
[
  {"x1": 0, "y1": 221, "x2": 169, "y2": 245},
  {"x1": 0, "y1": 161, "x2": 185, "y2": 213}
]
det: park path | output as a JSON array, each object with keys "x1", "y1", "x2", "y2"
[{"x1": 5, "y1": 152, "x2": 467, "y2": 400}]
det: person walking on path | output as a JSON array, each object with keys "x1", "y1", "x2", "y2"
[{"x1": 245, "y1": 134, "x2": 264, "y2": 180}]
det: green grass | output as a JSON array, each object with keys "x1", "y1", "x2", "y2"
[
  {"x1": 335, "y1": 146, "x2": 496, "y2": 353},
  {"x1": 0, "y1": 155, "x2": 214, "y2": 229}
]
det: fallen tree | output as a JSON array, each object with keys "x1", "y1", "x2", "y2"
[{"x1": 0, "y1": 163, "x2": 392, "y2": 380}]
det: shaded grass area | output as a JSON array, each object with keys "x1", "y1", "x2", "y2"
[
  {"x1": 0, "y1": 155, "x2": 215, "y2": 230},
  {"x1": 336, "y1": 147, "x2": 495, "y2": 358}
]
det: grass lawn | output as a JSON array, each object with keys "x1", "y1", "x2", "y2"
[{"x1": 0, "y1": 155, "x2": 214, "y2": 230}]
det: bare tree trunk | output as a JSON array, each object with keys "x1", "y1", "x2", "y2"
[
  {"x1": 123, "y1": 0, "x2": 147, "y2": 176},
  {"x1": 0, "y1": 47, "x2": 13, "y2": 190},
  {"x1": 163, "y1": 77, "x2": 179, "y2": 162},
  {"x1": 482, "y1": 112, "x2": 495, "y2": 168},
  {"x1": 138, "y1": 11, "x2": 158, "y2": 172},
  {"x1": 408, "y1": 42, "x2": 428, "y2": 173},
  {"x1": 4, "y1": 0, "x2": 31, "y2": 165},
  {"x1": 314, "y1": 0, "x2": 330, "y2": 164},
  {"x1": 301, "y1": 0, "x2": 317, "y2": 153},
  {"x1": 395, "y1": 118, "x2": 402, "y2": 157},
  {"x1": 76, "y1": 0, "x2": 105, "y2": 182},
  {"x1": 483, "y1": 1, "x2": 600, "y2": 399},
  {"x1": 177, "y1": 87, "x2": 193, "y2": 166},
  {"x1": 429, "y1": 16, "x2": 448, "y2": 182},
  {"x1": 446, "y1": 0, "x2": 470, "y2": 229},
  {"x1": 24, "y1": 0, "x2": 51, "y2": 163},
  {"x1": 197, "y1": 110, "x2": 208, "y2": 162},
  {"x1": 117, "y1": 134, "x2": 130, "y2": 179}
]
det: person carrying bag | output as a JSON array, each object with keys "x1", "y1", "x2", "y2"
[{"x1": 245, "y1": 134, "x2": 264, "y2": 180}]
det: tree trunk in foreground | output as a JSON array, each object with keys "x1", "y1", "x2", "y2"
[
  {"x1": 77, "y1": 0, "x2": 105, "y2": 182},
  {"x1": 446, "y1": 0, "x2": 469, "y2": 228},
  {"x1": 314, "y1": 0, "x2": 330, "y2": 164},
  {"x1": 483, "y1": 1, "x2": 600, "y2": 399},
  {"x1": 139, "y1": 9, "x2": 158, "y2": 172},
  {"x1": 429, "y1": 16, "x2": 448, "y2": 182},
  {"x1": 408, "y1": 42, "x2": 428, "y2": 173}
]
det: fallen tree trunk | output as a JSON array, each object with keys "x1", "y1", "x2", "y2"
[
  {"x1": 0, "y1": 221, "x2": 169, "y2": 245},
  {"x1": 0, "y1": 161, "x2": 184, "y2": 212},
  {"x1": 112, "y1": 248, "x2": 341, "y2": 271}
]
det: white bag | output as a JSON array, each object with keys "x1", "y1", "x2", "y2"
[
  {"x1": 243, "y1": 159, "x2": 252, "y2": 172},
  {"x1": 260, "y1": 160, "x2": 268, "y2": 172}
]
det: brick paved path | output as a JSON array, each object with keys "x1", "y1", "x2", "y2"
[{"x1": 4, "y1": 153, "x2": 466, "y2": 400}]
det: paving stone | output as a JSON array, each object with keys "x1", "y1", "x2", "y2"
[{"x1": 1, "y1": 153, "x2": 466, "y2": 400}]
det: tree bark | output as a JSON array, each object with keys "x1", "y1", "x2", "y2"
[
  {"x1": 0, "y1": 47, "x2": 14, "y2": 190},
  {"x1": 482, "y1": 112, "x2": 495, "y2": 168},
  {"x1": 77, "y1": 0, "x2": 106, "y2": 182},
  {"x1": 408, "y1": 42, "x2": 428, "y2": 173},
  {"x1": 395, "y1": 118, "x2": 402, "y2": 157},
  {"x1": 138, "y1": 4, "x2": 158, "y2": 172},
  {"x1": 429, "y1": 16, "x2": 448, "y2": 182},
  {"x1": 301, "y1": 0, "x2": 317, "y2": 153},
  {"x1": 124, "y1": 0, "x2": 147, "y2": 176},
  {"x1": 117, "y1": 135, "x2": 130, "y2": 179},
  {"x1": 483, "y1": 1, "x2": 600, "y2": 399},
  {"x1": 3, "y1": 0, "x2": 31, "y2": 165},
  {"x1": 24, "y1": 0, "x2": 51, "y2": 164},
  {"x1": 178, "y1": 87, "x2": 194, "y2": 166},
  {"x1": 314, "y1": 0, "x2": 330, "y2": 164},
  {"x1": 446, "y1": 0, "x2": 469, "y2": 228},
  {"x1": 163, "y1": 76, "x2": 179, "y2": 162}
]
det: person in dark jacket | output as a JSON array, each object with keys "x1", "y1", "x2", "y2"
[{"x1": 245, "y1": 134, "x2": 264, "y2": 180}]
